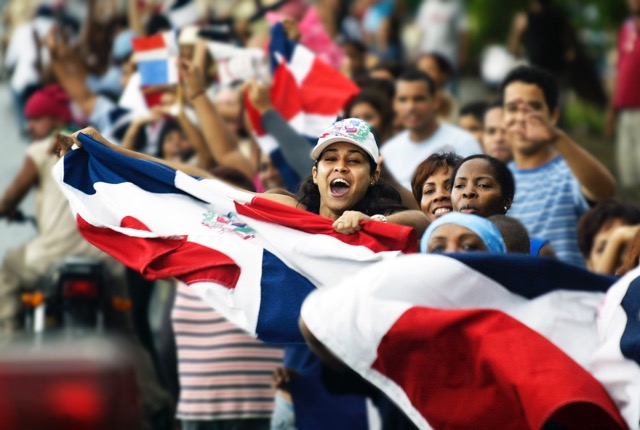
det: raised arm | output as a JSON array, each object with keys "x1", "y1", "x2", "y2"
[
  {"x1": 179, "y1": 58, "x2": 257, "y2": 180},
  {"x1": 0, "y1": 156, "x2": 38, "y2": 219},
  {"x1": 552, "y1": 130, "x2": 616, "y2": 201},
  {"x1": 507, "y1": 12, "x2": 528, "y2": 58},
  {"x1": 246, "y1": 79, "x2": 314, "y2": 178},
  {"x1": 45, "y1": 26, "x2": 97, "y2": 117},
  {"x1": 523, "y1": 112, "x2": 616, "y2": 202},
  {"x1": 60, "y1": 127, "x2": 214, "y2": 180}
]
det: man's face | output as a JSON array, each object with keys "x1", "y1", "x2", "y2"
[
  {"x1": 26, "y1": 116, "x2": 57, "y2": 141},
  {"x1": 394, "y1": 80, "x2": 438, "y2": 134},
  {"x1": 482, "y1": 107, "x2": 512, "y2": 163},
  {"x1": 502, "y1": 81, "x2": 556, "y2": 156}
]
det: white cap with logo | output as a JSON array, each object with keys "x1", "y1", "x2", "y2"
[{"x1": 311, "y1": 118, "x2": 379, "y2": 163}]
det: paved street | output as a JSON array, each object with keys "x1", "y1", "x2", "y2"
[{"x1": 0, "y1": 81, "x2": 36, "y2": 262}]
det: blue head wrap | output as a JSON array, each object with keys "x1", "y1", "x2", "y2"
[{"x1": 420, "y1": 212, "x2": 507, "y2": 254}]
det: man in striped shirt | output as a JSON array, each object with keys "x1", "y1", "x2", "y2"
[{"x1": 500, "y1": 66, "x2": 616, "y2": 266}]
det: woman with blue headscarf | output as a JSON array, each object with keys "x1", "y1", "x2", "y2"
[{"x1": 421, "y1": 212, "x2": 507, "y2": 254}]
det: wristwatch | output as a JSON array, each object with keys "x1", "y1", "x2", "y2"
[{"x1": 371, "y1": 214, "x2": 388, "y2": 223}]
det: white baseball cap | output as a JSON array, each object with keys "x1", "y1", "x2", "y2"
[{"x1": 311, "y1": 118, "x2": 379, "y2": 163}]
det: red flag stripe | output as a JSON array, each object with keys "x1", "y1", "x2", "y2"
[
  {"x1": 132, "y1": 34, "x2": 167, "y2": 52},
  {"x1": 372, "y1": 306, "x2": 627, "y2": 430},
  {"x1": 77, "y1": 215, "x2": 241, "y2": 288},
  {"x1": 236, "y1": 197, "x2": 417, "y2": 254},
  {"x1": 300, "y1": 58, "x2": 359, "y2": 115}
]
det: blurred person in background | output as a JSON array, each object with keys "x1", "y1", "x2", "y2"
[
  {"x1": 343, "y1": 89, "x2": 395, "y2": 145},
  {"x1": 458, "y1": 100, "x2": 488, "y2": 143},
  {"x1": 0, "y1": 86, "x2": 172, "y2": 429},
  {"x1": 482, "y1": 100, "x2": 513, "y2": 163},
  {"x1": 501, "y1": 65, "x2": 615, "y2": 267},
  {"x1": 577, "y1": 199, "x2": 640, "y2": 275},
  {"x1": 381, "y1": 70, "x2": 481, "y2": 190},
  {"x1": 416, "y1": 52, "x2": 458, "y2": 123},
  {"x1": 508, "y1": 0, "x2": 577, "y2": 78},
  {"x1": 414, "y1": 0, "x2": 469, "y2": 92},
  {"x1": 3, "y1": 4, "x2": 55, "y2": 136},
  {"x1": 606, "y1": 0, "x2": 640, "y2": 200}
]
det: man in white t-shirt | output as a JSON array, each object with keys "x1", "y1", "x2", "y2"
[{"x1": 381, "y1": 70, "x2": 482, "y2": 190}]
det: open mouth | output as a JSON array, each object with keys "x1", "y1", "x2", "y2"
[
  {"x1": 432, "y1": 207, "x2": 452, "y2": 216},
  {"x1": 330, "y1": 178, "x2": 351, "y2": 197}
]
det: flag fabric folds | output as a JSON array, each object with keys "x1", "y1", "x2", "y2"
[
  {"x1": 53, "y1": 133, "x2": 415, "y2": 344},
  {"x1": 301, "y1": 253, "x2": 636, "y2": 430},
  {"x1": 53, "y1": 134, "x2": 640, "y2": 429},
  {"x1": 244, "y1": 22, "x2": 360, "y2": 191}
]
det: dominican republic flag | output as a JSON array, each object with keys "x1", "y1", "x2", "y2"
[
  {"x1": 131, "y1": 32, "x2": 179, "y2": 87},
  {"x1": 53, "y1": 132, "x2": 415, "y2": 344},
  {"x1": 301, "y1": 253, "x2": 640, "y2": 430},
  {"x1": 53, "y1": 134, "x2": 638, "y2": 429},
  {"x1": 244, "y1": 22, "x2": 360, "y2": 192}
]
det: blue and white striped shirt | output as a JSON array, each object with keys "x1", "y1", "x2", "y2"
[{"x1": 509, "y1": 156, "x2": 589, "y2": 267}]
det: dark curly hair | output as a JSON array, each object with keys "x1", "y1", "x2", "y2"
[{"x1": 577, "y1": 199, "x2": 640, "y2": 258}]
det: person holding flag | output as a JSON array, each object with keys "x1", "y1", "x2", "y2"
[
  {"x1": 57, "y1": 116, "x2": 428, "y2": 430},
  {"x1": 58, "y1": 119, "x2": 428, "y2": 236}
]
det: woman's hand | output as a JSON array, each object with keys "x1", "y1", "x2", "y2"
[
  {"x1": 179, "y1": 58, "x2": 206, "y2": 101},
  {"x1": 53, "y1": 132, "x2": 78, "y2": 157},
  {"x1": 332, "y1": 210, "x2": 373, "y2": 234}
]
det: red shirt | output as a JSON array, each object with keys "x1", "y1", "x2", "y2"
[{"x1": 614, "y1": 19, "x2": 640, "y2": 109}]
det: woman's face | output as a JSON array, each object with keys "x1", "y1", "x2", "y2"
[
  {"x1": 312, "y1": 142, "x2": 379, "y2": 220},
  {"x1": 420, "y1": 166, "x2": 453, "y2": 222},
  {"x1": 451, "y1": 158, "x2": 507, "y2": 218},
  {"x1": 350, "y1": 102, "x2": 382, "y2": 134},
  {"x1": 426, "y1": 224, "x2": 488, "y2": 253}
]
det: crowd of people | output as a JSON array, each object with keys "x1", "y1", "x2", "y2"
[{"x1": 1, "y1": 0, "x2": 639, "y2": 429}]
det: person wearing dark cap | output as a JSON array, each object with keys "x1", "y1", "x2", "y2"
[
  {"x1": 23, "y1": 84, "x2": 74, "y2": 140},
  {"x1": 0, "y1": 85, "x2": 84, "y2": 331}
]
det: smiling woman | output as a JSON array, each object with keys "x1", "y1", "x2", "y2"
[
  {"x1": 57, "y1": 119, "x2": 429, "y2": 239},
  {"x1": 410, "y1": 152, "x2": 463, "y2": 222},
  {"x1": 296, "y1": 118, "x2": 412, "y2": 231}
]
